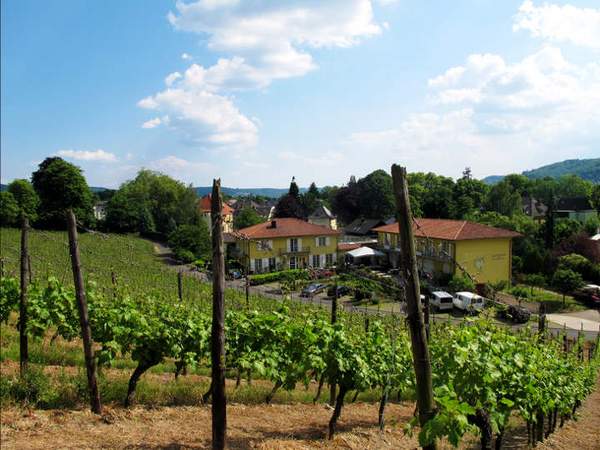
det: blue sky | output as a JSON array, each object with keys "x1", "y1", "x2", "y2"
[{"x1": 2, "y1": 0, "x2": 599, "y2": 188}]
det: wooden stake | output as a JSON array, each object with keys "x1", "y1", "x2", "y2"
[
  {"x1": 178, "y1": 271, "x2": 183, "y2": 301},
  {"x1": 66, "y1": 210, "x2": 102, "y2": 415},
  {"x1": 329, "y1": 282, "x2": 338, "y2": 406},
  {"x1": 391, "y1": 165, "x2": 437, "y2": 450},
  {"x1": 19, "y1": 215, "x2": 29, "y2": 377},
  {"x1": 210, "y1": 179, "x2": 227, "y2": 450}
]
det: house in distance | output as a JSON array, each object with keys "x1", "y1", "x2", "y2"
[
  {"x1": 373, "y1": 219, "x2": 522, "y2": 284},
  {"x1": 235, "y1": 218, "x2": 339, "y2": 273}
]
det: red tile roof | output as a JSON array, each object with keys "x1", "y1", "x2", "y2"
[
  {"x1": 338, "y1": 242, "x2": 362, "y2": 252},
  {"x1": 372, "y1": 218, "x2": 521, "y2": 241},
  {"x1": 237, "y1": 218, "x2": 339, "y2": 239},
  {"x1": 198, "y1": 195, "x2": 234, "y2": 215}
]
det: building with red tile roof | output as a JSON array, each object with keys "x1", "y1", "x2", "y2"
[
  {"x1": 373, "y1": 219, "x2": 522, "y2": 284},
  {"x1": 198, "y1": 194, "x2": 234, "y2": 234}
]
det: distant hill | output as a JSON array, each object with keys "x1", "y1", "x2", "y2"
[
  {"x1": 194, "y1": 186, "x2": 306, "y2": 198},
  {"x1": 483, "y1": 158, "x2": 600, "y2": 184}
]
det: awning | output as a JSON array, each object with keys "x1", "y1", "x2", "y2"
[{"x1": 346, "y1": 246, "x2": 385, "y2": 258}]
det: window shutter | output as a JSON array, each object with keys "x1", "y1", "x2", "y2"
[
  {"x1": 315, "y1": 237, "x2": 319, "y2": 247},
  {"x1": 287, "y1": 239, "x2": 291, "y2": 252},
  {"x1": 326, "y1": 237, "x2": 330, "y2": 246},
  {"x1": 298, "y1": 238, "x2": 302, "y2": 251}
]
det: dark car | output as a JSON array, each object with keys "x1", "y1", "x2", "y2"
[
  {"x1": 327, "y1": 285, "x2": 351, "y2": 298},
  {"x1": 499, "y1": 304, "x2": 531, "y2": 324},
  {"x1": 573, "y1": 285, "x2": 600, "y2": 308},
  {"x1": 301, "y1": 283, "x2": 326, "y2": 297}
]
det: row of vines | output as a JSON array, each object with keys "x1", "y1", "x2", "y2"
[{"x1": 1, "y1": 274, "x2": 598, "y2": 447}]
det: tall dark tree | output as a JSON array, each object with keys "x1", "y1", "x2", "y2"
[
  {"x1": 357, "y1": 170, "x2": 395, "y2": 219},
  {"x1": 274, "y1": 194, "x2": 304, "y2": 219},
  {"x1": 8, "y1": 179, "x2": 39, "y2": 221},
  {"x1": 31, "y1": 157, "x2": 94, "y2": 229},
  {"x1": 302, "y1": 182, "x2": 320, "y2": 215},
  {"x1": 451, "y1": 176, "x2": 489, "y2": 219},
  {"x1": 288, "y1": 176, "x2": 299, "y2": 198},
  {"x1": 332, "y1": 176, "x2": 361, "y2": 224},
  {"x1": 485, "y1": 180, "x2": 521, "y2": 217}
]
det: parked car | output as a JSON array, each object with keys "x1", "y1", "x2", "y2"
[
  {"x1": 327, "y1": 285, "x2": 351, "y2": 298},
  {"x1": 301, "y1": 283, "x2": 327, "y2": 297},
  {"x1": 573, "y1": 284, "x2": 600, "y2": 308},
  {"x1": 430, "y1": 291, "x2": 454, "y2": 312},
  {"x1": 453, "y1": 292, "x2": 485, "y2": 314},
  {"x1": 499, "y1": 304, "x2": 531, "y2": 324}
]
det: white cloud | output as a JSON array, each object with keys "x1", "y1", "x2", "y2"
[
  {"x1": 348, "y1": 44, "x2": 600, "y2": 178},
  {"x1": 165, "y1": 71, "x2": 182, "y2": 86},
  {"x1": 278, "y1": 150, "x2": 344, "y2": 168},
  {"x1": 138, "y1": 84, "x2": 258, "y2": 147},
  {"x1": 56, "y1": 149, "x2": 118, "y2": 162},
  {"x1": 147, "y1": 155, "x2": 214, "y2": 183},
  {"x1": 513, "y1": 1, "x2": 600, "y2": 49},
  {"x1": 140, "y1": 1, "x2": 384, "y2": 148},
  {"x1": 141, "y1": 117, "x2": 163, "y2": 129},
  {"x1": 167, "y1": 0, "x2": 382, "y2": 90},
  {"x1": 181, "y1": 52, "x2": 192, "y2": 60}
]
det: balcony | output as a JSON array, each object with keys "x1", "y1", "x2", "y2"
[{"x1": 279, "y1": 246, "x2": 311, "y2": 256}]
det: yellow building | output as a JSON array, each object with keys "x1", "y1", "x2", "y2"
[
  {"x1": 373, "y1": 219, "x2": 521, "y2": 284},
  {"x1": 236, "y1": 218, "x2": 340, "y2": 273},
  {"x1": 198, "y1": 194, "x2": 234, "y2": 234}
]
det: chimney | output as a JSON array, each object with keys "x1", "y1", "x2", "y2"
[{"x1": 270, "y1": 220, "x2": 277, "y2": 228}]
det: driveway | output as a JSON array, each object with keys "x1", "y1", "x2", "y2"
[{"x1": 546, "y1": 310, "x2": 600, "y2": 332}]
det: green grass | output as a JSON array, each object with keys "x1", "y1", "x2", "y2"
[{"x1": 509, "y1": 284, "x2": 586, "y2": 313}]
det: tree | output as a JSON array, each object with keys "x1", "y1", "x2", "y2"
[
  {"x1": 288, "y1": 177, "x2": 299, "y2": 198},
  {"x1": 31, "y1": 157, "x2": 94, "y2": 229},
  {"x1": 234, "y1": 207, "x2": 263, "y2": 230},
  {"x1": 168, "y1": 223, "x2": 211, "y2": 261},
  {"x1": 274, "y1": 194, "x2": 304, "y2": 219},
  {"x1": 552, "y1": 269, "x2": 583, "y2": 306},
  {"x1": 357, "y1": 170, "x2": 395, "y2": 219},
  {"x1": 302, "y1": 182, "x2": 320, "y2": 215},
  {"x1": 105, "y1": 170, "x2": 199, "y2": 237},
  {"x1": 590, "y1": 184, "x2": 600, "y2": 213},
  {"x1": 7, "y1": 179, "x2": 39, "y2": 221},
  {"x1": 558, "y1": 253, "x2": 594, "y2": 281},
  {"x1": 451, "y1": 177, "x2": 489, "y2": 219},
  {"x1": 485, "y1": 180, "x2": 521, "y2": 217},
  {"x1": 331, "y1": 176, "x2": 361, "y2": 224},
  {"x1": 0, "y1": 192, "x2": 19, "y2": 226},
  {"x1": 522, "y1": 273, "x2": 546, "y2": 295}
]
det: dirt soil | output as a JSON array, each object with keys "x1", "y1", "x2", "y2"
[{"x1": 3, "y1": 380, "x2": 600, "y2": 450}]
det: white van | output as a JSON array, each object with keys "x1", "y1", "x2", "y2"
[
  {"x1": 453, "y1": 292, "x2": 485, "y2": 313},
  {"x1": 430, "y1": 291, "x2": 454, "y2": 312}
]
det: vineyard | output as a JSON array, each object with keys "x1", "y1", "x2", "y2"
[{"x1": 1, "y1": 227, "x2": 600, "y2": 449}]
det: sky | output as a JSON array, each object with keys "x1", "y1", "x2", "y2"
[{"x1": 1, "y1": 0, "x2": 599, "y2": 189}]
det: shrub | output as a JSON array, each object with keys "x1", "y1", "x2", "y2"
[
  {"x1": 168, "y1": 223, "x2": 210, "y2": 260},
  {"x1": 173, "y1": 248, "x2": 195, "y2": 264},
  {"x1": 552, "y1": 268, "x2": 584, "y2": 305},
  {"x1": 509, "y1": 286, "x2": 530, "y2": 300},
  {"x1": 448, "y1": 274, "x2": 475, "y2": 293},
  {"x1": 249, "y1": 269, "x2": 308, "y2": 286}
]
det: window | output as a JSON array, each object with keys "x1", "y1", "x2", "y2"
[
  {"x1": 312, "y1": 254, "x2": 320, "y2": 267},
  {"x1": 268, "y1": 257, "x2": 276, "y2": 272},
  {"x1": 384, "y1": 233, "x2": 390, "y2": 246},
  {"x1": 255, "y1": 258, "x2": 263, "y2": 273},
  {"x1": 326, "y1": 253, "x2": 333, "y2": 266},
  {"x1": 318, "y1": 236, "x2": 327, "y2": 247},
  {"x1": 258, "y1": 240, "x2": 272, "y2": 251},
  {"x1": 289, "y1": 238, "x2": 299, "y2": 252},
  {"x1": 289, "y1": 256, "x2": 297, "y2": 269}
]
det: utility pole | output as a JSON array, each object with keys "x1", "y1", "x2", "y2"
[
  {"x1": 66, "y1": 210, "x2": 102, "y2": 414},
  {"x1": 19, "y1": 215, "x2": 29, "y2": 377},
  {"x1": 391, "y1": 165, "x2": 437, "y2": 450},
  {"x1": 329, "y1": 276, "x2": 338, "y2": 405},
  {"x1": 210, "y1": 179, "x2": 227, "y2": 450}
]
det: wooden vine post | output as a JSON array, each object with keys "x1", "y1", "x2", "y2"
[
  {"x1": 329, "y1": 278, "x2": 338, "y2": 406},
  {"x1": 391, "y1": 165, "x2": 437, "y2": 450},
  {"x1": 19, "y1": 215, "x2": 29, "y2": 377},
  {"x1": 66, "y1": 210, "x2": 102, "y2": 415},
  {"x1": 178, "y1": 271, "x2": 183, "y2": 301},
  {"x1": 210, "y1": 179, "x2": 227, "y2": 450}
]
